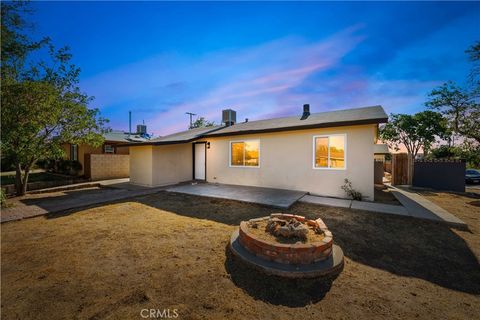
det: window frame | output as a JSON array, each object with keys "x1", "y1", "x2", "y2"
[
  {"x1": 312, "y1": 134, "x2": 347, "y2": 171},
  {"x1": 104, "y1": 144, "x2": 115, "y2": 154},
  {"x1": 229, "y1": 139, "x2": 261, "y2": 168}
]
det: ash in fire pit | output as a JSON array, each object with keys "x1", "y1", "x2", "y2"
[{"x1": 265, "y1": 217, "x2": 311, "y2": 240}]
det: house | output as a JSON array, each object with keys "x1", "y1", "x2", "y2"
[
  {"x1": 125, "y1": 105, "x2": 388, "y2": 200},
  {"x1": 63, "y1": 126, "x2": 150, "y2": 178}
]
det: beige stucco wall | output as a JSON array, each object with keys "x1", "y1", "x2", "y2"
[
  {"x1": 89, "y1": 154, "x2": 129, "y2": 180},
  {"x1": 204, "y1": 124, "x2": 376, "y2": 200},
  {"x1": 129, "y1": 144, "x2": 192, "y2": 187},
  {"x1": 152, "y1": 144, "x2": 193, "y2": 186},
  {"x1": 129, "y1": 146, "x2": 153, "y2": 186}
]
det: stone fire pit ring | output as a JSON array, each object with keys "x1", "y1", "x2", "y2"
[{"x1": 229, "y1": 213, "x2": 344, "y2": 278}]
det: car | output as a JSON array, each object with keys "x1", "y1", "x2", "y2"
[{"x1": 465, "y1": 169, "x2": 480, "y2": 184}]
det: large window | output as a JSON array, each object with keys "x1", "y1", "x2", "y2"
[
  {"x1": 230, "y1": 140, "x2": 260, "y2": 167},
  {"x1": 313, "y1": 134, "x2": 346, "y2": 169}
]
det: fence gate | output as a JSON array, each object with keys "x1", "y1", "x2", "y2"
[{"x1": 391, "y1": 153, "x2": 411, "y2": 185}]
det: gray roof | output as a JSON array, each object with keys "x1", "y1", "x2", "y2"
[
  {"x1": 103, "y1": 131, "x2": 149, "y2": 143},
  {"x1": 148, "y1": 125, "x2": 223, "y2": 143},
  {"x1": 205, "y1": 105, "x2": 387, "y2": 137},
  {"x1": 125, "y1": 105, "x2": 388, "y2": 146}
]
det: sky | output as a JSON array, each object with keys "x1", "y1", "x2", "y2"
[{"x1": 27, "y1": 1, "x2": 480, "y2": 136}]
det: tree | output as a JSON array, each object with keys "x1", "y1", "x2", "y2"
[
  {"x1": 1, "y1": 2, "x2": 107, "y2": 195},
  {"x1": 379, "y1": 111, "x2": 449, "y2": 158},
  {"x1": 190, "y1": 117, "x2": 215, "y2": 129},
  {"x1": 466, "y1": 41, "x2": 480, "y2": 95},
  {"x1": 426, "y1": 81, "x2": 480, "y2": 144}
]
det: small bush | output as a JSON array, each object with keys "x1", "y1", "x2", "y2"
[
  {"x1": 341, "y1": 179, "x2": 363, "y2": 201},
  {"x1": 55, "y1": 160, "x2": 82, "y2": 176},
  {"x1": 1, "y1": 188, "x2": 7, "y2": 208}
]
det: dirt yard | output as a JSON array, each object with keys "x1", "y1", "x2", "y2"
[{"x1": 2, "y1": 191, "x2": 480, "y2": 319}]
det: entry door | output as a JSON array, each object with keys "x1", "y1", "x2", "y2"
[{"x1": 194, "y1": 143, "x2": 206, "y2": 180}]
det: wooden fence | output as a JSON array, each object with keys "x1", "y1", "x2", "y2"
[{"x1": 391, "y1": 153, "x2": 412, "y2": 185}]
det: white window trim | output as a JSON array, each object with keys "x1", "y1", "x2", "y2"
[
  {"x1": 312, "y1": 134, "x2": 347, "y2": 171},
  {"x1": 229, "y1": 139, "x2": 261, "y2": 168}
]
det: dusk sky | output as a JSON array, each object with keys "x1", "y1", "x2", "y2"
[{"x1": 29, "y1": 1, "x2": 479, "y2": 136}]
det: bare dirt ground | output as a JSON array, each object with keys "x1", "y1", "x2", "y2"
[{"x1": 2, "y1": 191, "x2": 480, "y2": 320}]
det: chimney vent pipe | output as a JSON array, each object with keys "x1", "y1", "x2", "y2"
[{"x1": 300, "y1": 104, "x2": 310, "y2": 120}]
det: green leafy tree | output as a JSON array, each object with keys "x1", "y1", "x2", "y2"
[
  {"x1": 379, "y1": 111, "x2": 449, "y2": 158},
  {"x1": 426, "y1": 81, "x2": 480, "y2": 144},
  {"x1": 190, "y1": 117, "x2": 215, "y2": 129},
  {"x1": 1, "y1": 2, "x2": 108, "y2": 195}
]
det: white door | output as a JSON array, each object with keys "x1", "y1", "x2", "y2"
[{"x1": 194, "y1": 143, "x2": 206, "y2": 180}]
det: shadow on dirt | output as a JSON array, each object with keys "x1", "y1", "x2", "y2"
[{"x1": 224, "y1": 244, "x2": 339, "y2": 307}]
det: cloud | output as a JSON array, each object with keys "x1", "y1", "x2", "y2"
[{"x1": 81, "y1": 24, "x2": 367, "y2": 135}]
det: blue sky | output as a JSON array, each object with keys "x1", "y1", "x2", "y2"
[{"x1": 28, "y1": 1, "x2": 479, "y2": 136}]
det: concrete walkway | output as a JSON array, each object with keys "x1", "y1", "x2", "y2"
[
  {"x1": 300, "y1": 189, "x2": 467, "y2": 228},
  {"x1": 167, "y1": 183, "x2": 307, "y2": 209},
  {"x1": 389, "y1": 186, "x2": 466, "y2": 227},
  {"x1": 299, "y1": 195, "x2": 409, "y2": 216},
  {"x1": 1, "y1": 179, "x2": 170, "y2": 223}
]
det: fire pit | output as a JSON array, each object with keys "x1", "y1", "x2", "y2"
[{"x1": 229, "y1": 213, "x2": 344, "y2": 278}]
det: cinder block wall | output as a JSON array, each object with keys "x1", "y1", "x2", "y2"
[{"x1": 89, "y1": 154, "x2": 129, "y2": 180}]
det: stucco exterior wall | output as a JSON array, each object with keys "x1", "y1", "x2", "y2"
[
  {"x1": 151, "y1": 144, "x2": 193, "y2": 186},
  {"x1": 129, "y1": 144, "x2": 192, "y2": 187},
  {"x1": 204, "y1": 124, "x2": 376, "y2": 200},
  {"x1": 129, "y1": 146, "x2": 153, "y2": 186}
]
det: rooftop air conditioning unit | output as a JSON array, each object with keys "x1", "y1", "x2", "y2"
[{"x1": 222, "y1": 109, "x2": 237, "y2": 126}]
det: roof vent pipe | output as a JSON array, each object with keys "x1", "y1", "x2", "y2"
[{"x1": 300, "y1": 104, "x2": 310, "y2": 120}]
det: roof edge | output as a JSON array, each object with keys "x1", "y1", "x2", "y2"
[
  {"x1": 204, "y1": 117, "x2": 388, "y2": 138},
  {"x1": 123, "y1": 117, "x2": 387, "y2": 147}
]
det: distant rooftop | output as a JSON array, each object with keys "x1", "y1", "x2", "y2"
[{"x1": 104, "y1": 130, "x2": 150, "y2": 143}]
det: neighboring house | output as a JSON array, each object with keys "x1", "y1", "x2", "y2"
[
  {"x1": 126, "y1": 105, "x2": 388, "y2": 200},
  {"x1": 63, "y1": 127, "x2": 149, "y2": 178}
]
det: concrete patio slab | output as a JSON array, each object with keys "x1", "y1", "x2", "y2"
[
  {"x1": 299, "y1": 195, "x2": 352, "y2": 208},
  {"x1": 351, "y1": 201, "x2": 409, "y2": 216},
  {"x1": 166, "y1": 183, "x2": 306, "y2": 208}
]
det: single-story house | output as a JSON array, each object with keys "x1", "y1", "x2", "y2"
[
  {"x1": 125, "y1": 105, "x2": 388, "y2": 200},
  {"x1": 63, "y1": 127, "x2": 149, "y2": 178}
]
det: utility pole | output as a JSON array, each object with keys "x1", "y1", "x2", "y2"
[{"x1": 185, "y1": 112, "x2": 196, "y2": 129}]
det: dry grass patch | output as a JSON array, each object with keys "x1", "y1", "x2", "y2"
[{"x1": 2, "y1": 191, "x2": 479, "y2": 320}]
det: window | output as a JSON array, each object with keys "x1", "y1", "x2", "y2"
[
  {"x1": 230, "y1": 140, "x2": 260, "y2": 167},
  {"x1": 70, "y1": 144, "x2": 78, "y2": 161},
  {"x1": 104, "y1": 144, "x2": 115, "y2": 154},
  {"x1": 313, "y1": 134, "x2": 346, "y2": 169}
]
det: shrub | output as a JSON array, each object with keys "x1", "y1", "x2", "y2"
[
  {"x1": 1, "y1": 188, "x2": 7, "y2": 208},
  {"x1": 341, "y1": 179, "x2": 363, "y2": 201},
  {"x1": 55, "y1": 160, "x2": 82, "y2": 176}
]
